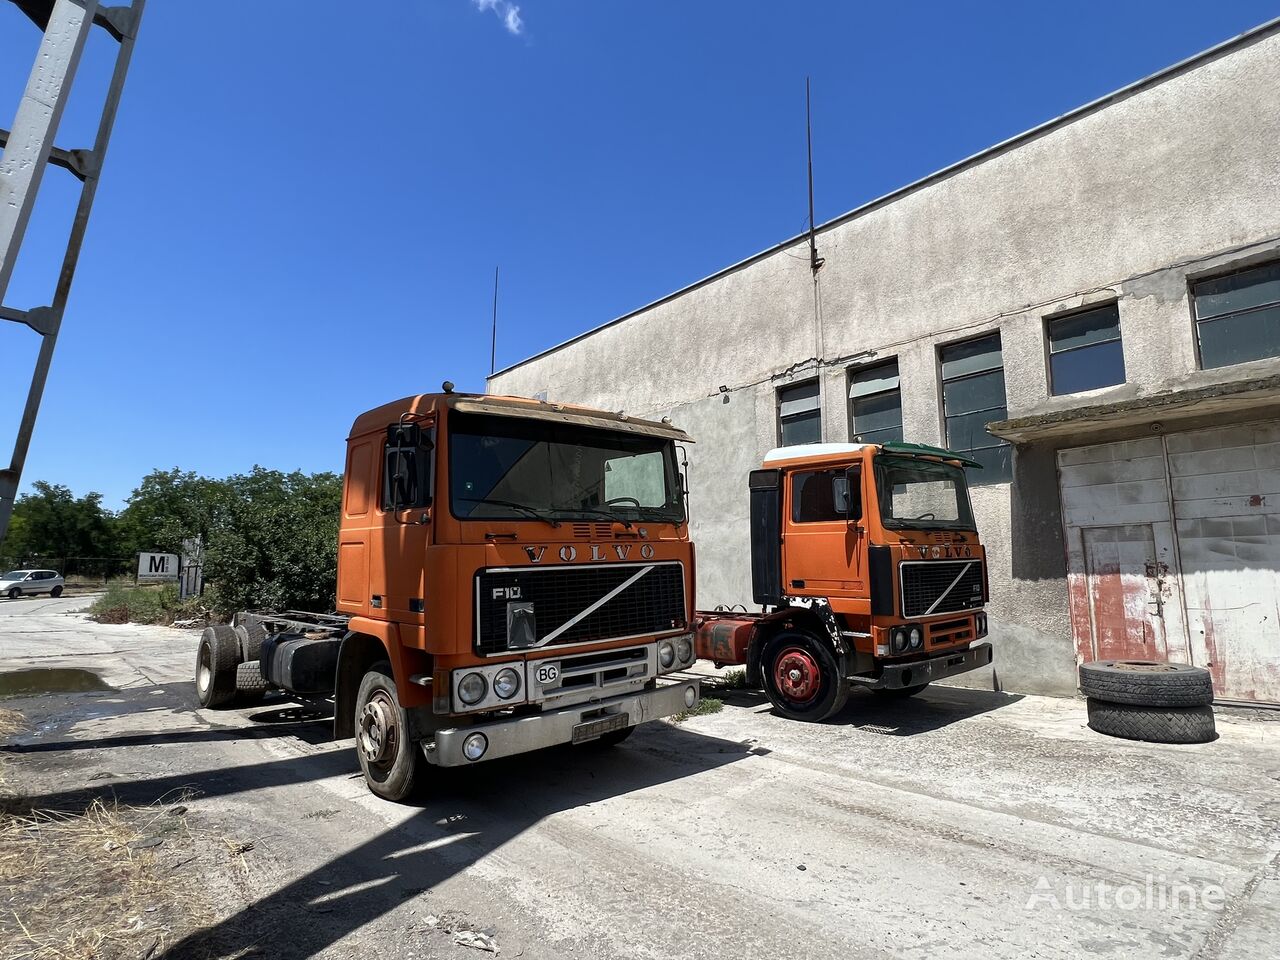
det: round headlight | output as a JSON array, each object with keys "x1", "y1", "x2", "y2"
[
  {"x1": 677, "y1": 637, "x2": 694, "y2": 663},
  {"x1": 908, "y1": 627, "x2": 922, "y2": 648},
  {"x1": 891, "y1": 628, "x2": 909, "y2": 653},
  {"x1": 458, "y1": 672, "x2": 487, "y2": 705},
  {"x1": 462, "y1": 732, "x2": 488, "y2": 761},
  {"x1": 493, "y1": 667, "x2": 521, "y2": 700},
  {"x1": 658, "y1": 641, "x2": 676, "y2": 668}
]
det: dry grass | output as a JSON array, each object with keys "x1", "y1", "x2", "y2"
[
  {"x1": 0, "y1": 798, "x2": 214, "y2": 960},
  {"x1": 0, "y1": 710, "x2": 24, "y2": 741},
  {"x1": 0, "y1": 710, "x2": 216, "y2": 959}
]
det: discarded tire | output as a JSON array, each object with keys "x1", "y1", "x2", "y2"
[
  {"x1": 1079, "y1": 660, "x2": 1213, "y2": 707},
  {"x1": 1086, "y1": 699, "x2": 1216, "y2": 744},
  {"x1": 195, "y1": 625, "x2": 241, "y2": 708},
  {"x1": 235, "y1": 660, "x2": 268, "y2": 701}
]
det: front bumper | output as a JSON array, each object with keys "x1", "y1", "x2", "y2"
[
  {"x1": 424, "y1": 678, "x2": 700, "y2": 767},
  {"x1": 852, "y1": 642, "x2": 993, "y2": 690}
]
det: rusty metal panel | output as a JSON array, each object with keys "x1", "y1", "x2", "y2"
[
  {"x1": 1058, "y1": 438, "x2": 1190, "y2": 668},
  {"x1": 1081, "y1": 524, "x2": 1169, "y2": 661},
  {"x1": 1168, "y1": 423, "x2": 1280, "y2": 703},
  {"x1": 694, "y1": 617, "x2": 755, "y2": 665}
]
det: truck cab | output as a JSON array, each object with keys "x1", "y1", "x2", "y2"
[
  {"x1": 197, "y1": 391, "x2": 700, "y2": 802},
  {"x1": 695, "y1": 441, "x2": 992, "y2": 721}
]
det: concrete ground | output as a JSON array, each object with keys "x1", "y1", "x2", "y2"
[{"x1": 1, "y1": 595, "x2": 1277, "y2": 960}]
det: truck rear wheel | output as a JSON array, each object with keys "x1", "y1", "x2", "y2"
[
  {"x1": 761, "y1": 630, "x2": 848, "y2": 722},
  {"x1": 195, "y1": 625, "x2": 240, "y2": 708},
  {"x1": 354, "y1": 662, "x2": 421, "y2": 802}
]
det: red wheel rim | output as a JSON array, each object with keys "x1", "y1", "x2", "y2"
[{"x1": 774, "y1": 646, "x2": 821, "y2": 704}]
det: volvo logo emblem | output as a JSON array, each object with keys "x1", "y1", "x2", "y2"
[{"x1": 523, "y1": 543, "x2": 657, "y2": 563}]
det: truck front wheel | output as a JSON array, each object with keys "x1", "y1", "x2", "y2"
[
  {"x1": 761, "y1": 630, "x2": 848, "y2": 722},
  {"x1": 354, "y1": 662, "x2": 421, "y2": 803}
]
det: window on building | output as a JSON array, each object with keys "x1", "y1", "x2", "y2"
[
  {"x1": 1193, "y1": 261, "x2": 1280, "y2": 369},
  {"x1": 1046, "y1": 304, "x2": 1125, "y2": 395},
  {"x1": 848, "y1": 359, "x2": 903, "y2": 443},
  {"x1": 940, "y1": 333, "x2": 1012, "y2": 483},
  {"x1": 778, "y1": 380, "x2": 821, "y2": 446}
]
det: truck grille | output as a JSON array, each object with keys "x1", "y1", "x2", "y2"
[
  {"x1": 900, "y1": 561, "x2": 984, "y2": 618},
  {"x1": 475, "y1": 562, "x2": 686, "y2": 655}
]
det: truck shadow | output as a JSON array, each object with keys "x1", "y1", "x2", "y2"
[
  {"x1": 15, "y1": 722, "x2": 755, "y2": 960},
  {"x1": 834, "y1": 685, "x2": 1025, "y2": 735},
  {"x1": 701, "y1": 683, "x2": 1024, "y2": 736}
]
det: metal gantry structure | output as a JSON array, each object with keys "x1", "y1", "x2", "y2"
[{"x1": 0, "y1": 0, "x2": 145, "y2": 544}]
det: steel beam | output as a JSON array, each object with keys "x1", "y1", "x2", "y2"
[
  {"x1": 0, "y1": 0, "x2": 98, "y2": 299},
  {"x1": 0, "y1": 0, "x2": 143, "y2": 544}
]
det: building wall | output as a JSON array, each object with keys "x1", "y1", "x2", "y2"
[{"x1": 489, "y1": 26, "x2": 1280, "y2": 698}]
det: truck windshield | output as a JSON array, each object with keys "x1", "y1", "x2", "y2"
[
  {"x1": 874, "y1": 455, "x2": 976, "y2": 530},
  {"x1": 449, "y1": 412, "x2": 684, "y2": 524}
]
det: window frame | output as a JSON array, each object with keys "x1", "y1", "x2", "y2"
[
  {"x1": 1189, "y1": 259, "x2": 1280, "y2": 371},
  {"x1": 776, "y1": 378, "x2": 822, "y2": 447},
  {"x1": 936, "y1": 331, "x2": 1012, "y2": 485},
  {"x1": 1043, "y1": 301, "x2": 1125, "y2": 396},
  {"x1": 847, "y1": 358, "x2": 903, "y2": 444}
]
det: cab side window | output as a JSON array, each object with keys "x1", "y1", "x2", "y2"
[{"x1": 792, "y1": 469, "x2": 861, "y2": 523}]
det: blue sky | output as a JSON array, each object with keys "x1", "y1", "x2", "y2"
[{"x1": 1, "y1": 1, "x2": 1275, "y2": 509}]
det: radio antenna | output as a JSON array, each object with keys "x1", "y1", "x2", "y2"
[
  {"x1": 489, "y1": 265, "x2": 499, "y2": 376},
  {"x1": 806, "y1": 77, "x2": 824, "y2": 274}
]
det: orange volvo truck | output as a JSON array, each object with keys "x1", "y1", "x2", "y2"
[
  {"x1": 194, "y1": 390, "x2": 700, "y2": 801},
  {"x1": 694, "y1": 441, "x2": 993, "y2": 722}
]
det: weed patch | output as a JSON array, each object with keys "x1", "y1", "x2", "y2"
[{"x1": 670, "y1": 697, "x2": 724, "y2": 723}]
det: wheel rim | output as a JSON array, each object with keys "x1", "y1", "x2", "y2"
[
  {"x1": 774, "y1": 646, "x2": 821, "y2": 704},
  {"x1": 196, "y1": 642, "x2": 211, "y2": 694},
  {"x1": 357, "y1": 690, "x2": 400, "y2": 775}
]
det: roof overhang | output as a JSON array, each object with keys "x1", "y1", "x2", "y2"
[
  {"x1": 450, "y1": 395, "x2": 693, "y2": 443},
  {"x1": 988, "y1": 373, "x2": 1280, "y2": 444}
]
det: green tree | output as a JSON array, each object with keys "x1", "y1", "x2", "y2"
[
  {"x1": 116, "y1": 469, "x2": 231, "y2": 556},
  {"x1": 202, "y1": 467, "x2": 342, "y2": 613},
  {"x1": 0, "y1": 482, "x2": 120, "y2": 560}
]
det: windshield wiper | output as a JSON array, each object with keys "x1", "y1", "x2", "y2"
[{"x1": 456, "y1": 496, "x2": 561, "y2": 527}]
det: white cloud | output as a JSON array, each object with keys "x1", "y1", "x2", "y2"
[{"x1": 471, "y1": 0, "x2": 523, "y2": 35}]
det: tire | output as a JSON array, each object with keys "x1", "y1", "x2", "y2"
[
  {"x1": 195, "y1": 625, "x2": 241, "y2": 708},
  {"x1": 234, "y1": 660, "x2": 268, "y2": 703},
  {"x1": 1079, "y1": 660, "x2": 1213, "y2": 707},
  {"x1": 581, "y1": 725, "x2": 636, "y2": 748},
  {"x1": 7, "y1": 588, "x2": 19, "y2": 600},
  {"x1": 760, "y1": 629, "x2": 848, "y2": 722},
  {"x1": 50, "y1": 585, "x2": 63, "y2": 598},
  {"x1": 873, "y1": 683, "x2": 930, "y2": 699},
  {"x1": 1086, "y1": 699, "x2": 1217, "y2": 744},
  {"x1": 233, "y1": 614, "x2": 269, "y2": 663},
  {"x1": 354, "y1": 662, "x2": 421, "y2": 802}
]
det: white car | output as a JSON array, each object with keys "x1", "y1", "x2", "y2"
[{"x1": 0, "y1": 569, "x2": 65, "y2": 600}]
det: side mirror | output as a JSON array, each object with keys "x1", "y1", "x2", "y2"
[
  {"x1": 384, "y1": 422, "x2": 433, "y2": 511},
  {"x1": 832, "y1": 471, "x2": 862, "y2": 522}
]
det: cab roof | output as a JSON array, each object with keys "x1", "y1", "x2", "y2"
[
  {"x1": 349, "y1": 392, "x2": 693, "y2": 443},
  {"x1": 761, "y1": 440, "x2": 981, "y2": 469}
]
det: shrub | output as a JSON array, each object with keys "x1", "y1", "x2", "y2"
[{"x1": 89, "y1": 582, "x2": 210, "y2": 626}]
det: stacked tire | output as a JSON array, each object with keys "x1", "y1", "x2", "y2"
[{"x1": 1079, "y1": 660, "x2": 1216, "y2": 744}]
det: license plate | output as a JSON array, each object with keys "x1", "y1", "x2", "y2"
[{"x1": 572, "y1": 713, "x2": 629, "y2": 744}]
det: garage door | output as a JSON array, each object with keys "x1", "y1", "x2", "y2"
[{"x1": 1059, "y1": 425, "x2": 1280, "y2": 705}]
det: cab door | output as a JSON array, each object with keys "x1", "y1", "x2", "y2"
[{"x1": 781, "y1": 465, "x2": 866, "y2": 601}]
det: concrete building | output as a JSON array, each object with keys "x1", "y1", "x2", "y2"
[{"x1": 488, "y1": 20, "x2": 1280, "y2": 704}]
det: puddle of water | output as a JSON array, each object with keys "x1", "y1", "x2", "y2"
[{"x1": 0, "y1": 668, "x2": 113, "y2": 697}]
